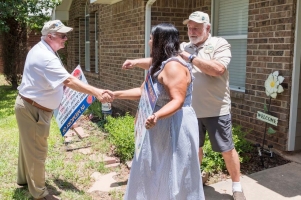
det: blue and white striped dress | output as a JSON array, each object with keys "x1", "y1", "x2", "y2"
[{"x1": 124, "y1": 57, "x2": 204, "y2": 200}]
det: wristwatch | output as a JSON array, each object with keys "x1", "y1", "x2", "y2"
[{"x1": 188, "y1": 54, "x2": 196, "y2": 63}]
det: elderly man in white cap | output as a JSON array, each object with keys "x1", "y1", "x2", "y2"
[
  {"x1": 180, "y1": 11, "x2": 245, "y2": 200},
  {"x1": 15, "y1": 20, "x2": 113, "y2": 200},
  {"x1": 121, "y1": 11, "x2": 246, "y2": 200}
]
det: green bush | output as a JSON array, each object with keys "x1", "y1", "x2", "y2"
[
  {"x1": 232, "y1": 125, "x2": 253, "y2": 163},
  {"x1": 98, "y1": 108, "x2": 252, "y2": 173},
  {"x1": 104, "y1": 113, "x2": 135, "y2": 162},
  {"x1": 84, "y1": 100, "x2": 103, "y2": 119},
  {"x1": 84, "y1": 100, "x2": 107, "y2": 128},
  {"x1": 202, "y1": 125, "x2": 253, "y2": 173}
]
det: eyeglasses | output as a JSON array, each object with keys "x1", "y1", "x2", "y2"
[
  {"x1": 53, "y1": 33, "x2": 68, "y2": 39},
  {"x1": 187, "y1": 26, "x2": 203, "y2": 32}
]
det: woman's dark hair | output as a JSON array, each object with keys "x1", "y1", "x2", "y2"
[{"x1": 150, "y1": 23, "x2": 180, "y2": 77}]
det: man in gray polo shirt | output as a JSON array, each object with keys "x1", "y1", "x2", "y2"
[{"x1": 121, "y1": 11, "x2": 245, "y2": 200}]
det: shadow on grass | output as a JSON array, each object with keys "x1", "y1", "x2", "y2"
[
  {"x1": 53, "y1": 179, "x2": 83, "y2": 193},
  {"x1": 112, "y1": 180, "x2": 128, "y2": 187},
  {"x1": 0, "y1": 85, "x2": 18, "y2": 118},
  {"x1": 12, "y1": 185, "x2": 31, "y2": 200},
  {"x1": 11, "y1": 182, "x2": 65, "y2": 200}
]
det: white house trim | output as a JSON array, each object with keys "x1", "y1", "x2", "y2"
[
  {"x1": 51, "y1": 0, "x2": 72, "y2": 21},
  {"x1": 90, "y1": 0, "x2": 122, "y2": 4},
  {"x1": 288, "y1": 0, "x2": 301, "y2": 151},
  {"x1": 144, "y1": 0, "x2": 156, "y2": 78}
]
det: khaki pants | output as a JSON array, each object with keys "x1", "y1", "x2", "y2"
[{"x1": 15, "y1": 95, "x2": 53, "y2": 199}]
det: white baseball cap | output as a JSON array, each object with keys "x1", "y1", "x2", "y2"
[
  {"x1": 183, "y1": 11, "x2": 210, "y2": 25},
  {"x1": 41, "y1": 20, "x2": 73, "y2": 36}
]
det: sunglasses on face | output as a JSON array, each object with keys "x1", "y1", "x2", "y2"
[{"x1": 54, "y1": 33, "x2": 68, "y2": 39}]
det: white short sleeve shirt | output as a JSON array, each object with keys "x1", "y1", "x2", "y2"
[{"x1": 18, "y1": 39, "x2": 71, "y2": 109}]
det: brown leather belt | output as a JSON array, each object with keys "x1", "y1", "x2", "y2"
[{"x1": 19, "y1": 94, "x2": 53, "y2": 112}]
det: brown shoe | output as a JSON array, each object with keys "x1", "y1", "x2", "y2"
[
  {"x1": 35, "y1": 194, "x2": 61, "y2": 200},
  {"x1": 233, "y1": 191, "x2": 246, "y2": 200}
]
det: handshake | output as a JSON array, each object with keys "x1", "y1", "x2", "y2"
[{"x1": 95, "y1": 89, "x2": 114, "y2": 103}]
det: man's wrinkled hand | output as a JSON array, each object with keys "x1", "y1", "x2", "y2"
[{"x1": 96, "y1": 89, "x2": 114, "y2": 103}]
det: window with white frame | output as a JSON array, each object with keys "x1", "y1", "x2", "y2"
[{"x1": 213, "y1": 0, "x2": 249, "y2": 91}]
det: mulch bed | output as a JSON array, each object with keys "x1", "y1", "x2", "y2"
[
  {"x1": 240, "y1": 149, "x2": 291, "y2": 175},
  {"x1": 206, "y1": 147, "x2": 291, "y2": 185}
]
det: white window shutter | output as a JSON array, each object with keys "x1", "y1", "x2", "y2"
[
  {"x1": 227, "y1": 39, "x2": 247, "y2": 90},
  {"x1": 214, "y1": 0, "x2": 249, "y2": 91},
  {"x1": 95, "y1": 12, "x2": 99, "y2": 74}
]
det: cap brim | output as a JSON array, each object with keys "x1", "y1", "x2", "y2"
[
  {"x1": 183, "y1": 19, "x2": 190, "y2": 25},
  {"x1": 57, "y1": 26, "x2": 73, "y2": 33},
  {"x1": 183, "y1": 19, "x2": 207, "y2": 25}
]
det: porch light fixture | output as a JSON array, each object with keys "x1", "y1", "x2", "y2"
[
  {"x1": 264, "y1": 71, "x2": 284, "y2": 99},
  {"x1": 90, "y1": 0, "x2": 122, "y2": 4}
]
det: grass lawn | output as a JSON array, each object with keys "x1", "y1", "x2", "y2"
[{"x1": 0, "y1": 75, "x2": 124, "y2": 200}]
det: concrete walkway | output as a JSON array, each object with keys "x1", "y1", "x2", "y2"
[{"x1": 204, "y1": 151, "x2": 301, "y2": 200}]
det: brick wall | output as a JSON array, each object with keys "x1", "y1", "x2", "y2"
[
  {"x1": 27, "y1": 30, "x2": 41, "y2": 49},
  {"x1": 67, "y1": 0, "x2": 86, "y2": 73},
  {"x1": 231, "y1": 0, "x2": 296, "y2": 151},
  {"x1": 66, "y1": 0, "x2": 297, "y2": 151},
  {"x1": 98, "y1": 0, "x2": 147, "y2": 114},
  {"x1": 151, "y1": 0, "x2": 211, "y2": 43},
  {"x1": 68, "y1": 0, "x2": 147, "y2": 114}
]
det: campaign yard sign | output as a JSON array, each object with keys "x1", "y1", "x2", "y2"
[
  {"x1": 134, "y1": 73, "x2": 158, "y2": 161},
  {"x1": 54, "y1": 65, "x2": 95, "y2": 136}
]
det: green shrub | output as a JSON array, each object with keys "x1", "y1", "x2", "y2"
[
  {"x1": 104, "y1": 113, "x2": 135, "y2": 162},
  {"x1": 84, "y1": 100, "x2": 103, "y2": 119},
  {"x1": 202, "y1": 125, "x2": 253, "y2": 173},
  {"x1": 232, "y1": 125, "x2": 253, "y2": 163},
  {"x1": 101, "y1": 110, "x2": 252, "y2": 173},
  {"x1": 84, "y1": 100, "x2": 107, "y2": 128},
  {"x1": 202, "y1": 139, "x2": 225, "y2": 173}
]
